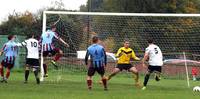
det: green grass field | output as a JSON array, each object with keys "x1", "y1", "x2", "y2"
[{"x1": 0, "y1": 70, "x2": 199, "y2": 99}]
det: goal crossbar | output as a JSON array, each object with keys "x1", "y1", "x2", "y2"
[{"x1": 44, "y1": 11, "x2": 200, "y2": 17}]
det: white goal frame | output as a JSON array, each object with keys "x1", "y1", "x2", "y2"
[{"x1": 42, "y1": 11, "x2": 198, "y2": 86}]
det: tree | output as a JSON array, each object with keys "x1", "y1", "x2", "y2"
[{"x1": 0, "y1": 11, "x2": 41, "y2": 35}]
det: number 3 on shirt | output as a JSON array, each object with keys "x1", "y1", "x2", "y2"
[{"x1": 154, "y1": 48, "x2": 158, "y2": 54}]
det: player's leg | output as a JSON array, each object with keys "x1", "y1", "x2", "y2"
[
  {"x1": 5, "y1": 64, "x2": 14, "y2": 83},
  {"x1": 33, "y1": 67, "x2": 40, "y2": 84},
  {"x1": 51, "y1": 48, "x2": 63, "y2": 68},
  {"x1": 129, "y1": 66, "x2": 140, "y2": 86},
  {"x1": 155, "y1": 71, "x2": 161, "y2": 81},
  {"x1": 43, "y1": 60, "x2": 48, "y2": 77},
  {"x1": 107, "y1": 67, "x2": 120, "y2": 80},
  {"x1": 107, "y1": 64, "x2": 122, "y2": 80},
  {"x1": 53, "y1": 48, "x2": 63, "y2": 62},
  {"x1": 154, "y1": 66, "x2": 162, "y2": 81},
  {"x1": 0, "y1": 62, "x2": 4, "y2": 82},
  {"x1": 43, "y1": 52, "x2": 49, "y2": 77},
  {"x1": 87, "y1": 66, "x2": 95, "y2": 90},
  {"x1": 43, "y1": 64, "x2": 48, "y2": 77},
  {"x1": 97, "y1": 66, "x2": 107, "y2": 90},
  {"x1": 32, "y1": 59, "x2": 40, "y2": 84},
  {"x1": 142, "y1": 66, "x2": 153, "y2": 90},
  {"x1": 24, "y1": 65, "x2": 30, "y2": 83}
]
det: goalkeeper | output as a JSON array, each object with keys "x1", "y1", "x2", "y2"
[{"x1": 107, "y1": 39, "x2": 141, "y2": 86}]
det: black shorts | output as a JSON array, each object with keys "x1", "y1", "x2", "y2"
[
  {"x1": 1, "y1": 61, "x2": 15, "y2": 69},
  {"x1": 148, "y1": 65, "x2": 162, "y2": 73},
  {"x1": 43, "y1": 48, "x2": 60, "y2": 57},
  {"x1": 26, "y1": 58, "x2": 40, "y2": 68},
  {"x1": 116, "y1": 64, "x2": 133, "y2": 71},
  {"x1": 87, "y1": 65, "x2": 105, "y2": 76}
]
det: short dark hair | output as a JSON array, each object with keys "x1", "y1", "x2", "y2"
[
  {"x1": 51, "y1": 25, "x2": 56, "y2": 29},
  {"x1": 92, "y1": 36, "x2": 99, "y2": 43},
  {"x1": 147, "y1": 38, "x2": 154, "y2": 44},
  {"x1": 27, "y1": 33, "x2": 35, "y2": 38},
  {"x1": 8, "y1": 35, "x2": 15, "y2": 40},
  {"x1": 124, "y1": 39, "x2": 130, "y2": 43}
]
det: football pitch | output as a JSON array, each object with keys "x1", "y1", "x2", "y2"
[{"x1": 0, "y1": 70, "x2": 199, "y2": 99}]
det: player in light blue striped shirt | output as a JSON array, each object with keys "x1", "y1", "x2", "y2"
[{"x1": 0, "y1": 35, "x2": 19, "y2": 83}]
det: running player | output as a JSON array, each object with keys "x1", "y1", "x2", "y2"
[
  {"x1": 20, "y1": 34, "x2": 40, "y2": 84},
  {"x1": 41, "y1": 25, "x2": 69, "y2": 77},
  {"x1": 107, "y1": 39, "x2": 141, "y2": 86},
  {"x1": 0, "y1": 35, "x2": 19, "y2": 83},
  {"x1": 85, "y1": 36, "x2": 108, "y2": 90},
  {"x1": 142, "y1": 38, "x2": 163, "y2": 90}
]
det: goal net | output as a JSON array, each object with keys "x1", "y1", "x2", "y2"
[{"x1": 42, "y1": 11, "x2": 200, "y2": 82}]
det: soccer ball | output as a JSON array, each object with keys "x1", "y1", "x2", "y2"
[{"x1": 193, "y1": 86, "x2": 200, "y2": 92}]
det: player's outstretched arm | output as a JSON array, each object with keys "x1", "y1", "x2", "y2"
[
  {"x1": 142, "y1": 53, "x2": 149, "y2": 68},
  {"x1": 115, "y1": 48, "x2": 123, "y2": 58},
  {"x1": 15, "y1": 42, "x2": 23, "y2": 47},
  {"x1": 0, "y1": 50, "x2": 2, "y2": 56},
  {"x1": 131, "y1": 50, "x2": 140, "y2": 61},
  {"x1": 85, "y1": 50, "x2": 90, "y2": 65},
  {"x1": 0, "y1": 44, "x2": 6, "y2": 56},
  {"x1": 103, "y1": 49, "x2": 107, "y2": 66},
  {"x1": 56, "y1": 36, "x2": 69, "y2": 47}
]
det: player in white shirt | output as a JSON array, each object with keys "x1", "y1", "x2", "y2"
[
  {"x1": 21, "y1": 34, "x2": 40, "y2": 84},
  {"x1": 142, "y1": 38, "x2": 163, "y2": 90}
]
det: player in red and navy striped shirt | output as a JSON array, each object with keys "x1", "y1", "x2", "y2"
[
  {"x1": 0, "y1": 35, "x2": 19, "y2": 83},
  {"x1": 41, "y1": 25, "x2": 69, "y2": 77}
]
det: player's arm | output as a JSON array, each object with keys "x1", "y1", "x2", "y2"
[
  {"x1": 102, "y1": 48, "x2": 107, "y2": 66},
  {"x1": 0, "y1": 44, "x2": 6, "y2": 56},
  {"x1": 54, "y1": 34, "x2": 69, "y2": 47},
  {"x1": 142, "y1": 49, "x2": 149, "y2": 67},
  {"x1": 16, "y1": 43, "x2": 22, "y2": 47},
  {"x1": 0, "y1": 49, "x2": 3, "y2": 56},
  {"x1": 131, "y1": 50, "x2": 140, "y2": 61},
  {"x1": 115, "y1": 48, "x2": 123, "y2": 58},
  {"x1": 85, "y1": 50, "x2": 90, "y2": 65},
  {"x1": 15, "y1": 40, "x2": 27, "y2": 47},
  {"x1": 17, "y1": 42, "x2": 25, "y2": 47}
]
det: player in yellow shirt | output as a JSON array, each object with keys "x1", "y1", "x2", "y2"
[{"x1": 107, "y1": 39, "x2": 141, "y2": 86}]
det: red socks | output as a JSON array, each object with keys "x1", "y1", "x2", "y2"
[
  {"x1": 0, "y1": 68, "x2": 4, "y2": 77},
  {"x1": 54, "y1": 54, "x2": 62, "y2": 61},
  {"x1": 102, "y1": 78, "x2": 107, "y2": 89},
  {"x1": 6, "y1": 70, "x2": 10, "y2": 79},
  {"x1": 87, "y1": 80, "x2": 92, "y2": 90},
  {"x1": 0, "y1": 68, "x2": 11, "y2": 79}
]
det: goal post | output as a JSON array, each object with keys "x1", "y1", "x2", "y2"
[{"x1": 41, "y1": 11, "x2": 200, "y2": 83}]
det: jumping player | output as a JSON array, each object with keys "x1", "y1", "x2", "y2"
[
  {"x1": 0, "y1": 35, "x2": 19, "y2": 83},
  {"x1": 107, "y1": 39, "x2": 141, "y2": 86},
  {"x1": 142, "y1": 38, "x2": 163, "y2": 90},
  {"x1": 85, "y1": 36, "x2": 108, "y2": 90},
  {"x1": 20, "y1": 34, "x2": 40, "y2": 84},
  {"x1": 41, "y1": 25, "x2": 69, "y2": 77}
]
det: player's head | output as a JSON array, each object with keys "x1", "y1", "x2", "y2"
[
  {"x1": 92, "y1": 36, "x2": 99, "y2": 44},
  {"x1": 147, "y1": 38, "x2": 154, "y2": 44},
  {"x1": 8, "y1": 35, "x2": 16, "y2": 41},
  {"x1": 123, "y1": 39, "x2": 130, "y2": 48},
  {"x1": 27, "y1": 33, "x2": 35, "y2": 38},
  {"x1": 51, "y1": 25, "x2": 56, "y2": 32}
]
